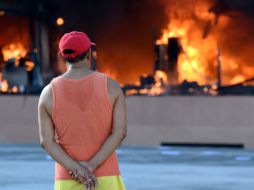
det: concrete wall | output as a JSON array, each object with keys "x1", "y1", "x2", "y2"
[
  {"x1": 0, "y1": 96, "x2": 254, "y2": 148},
  {"x1": 125, "y1": 96, "x2": 254, "y2": 148},
  {"x1": 0, "y1": 96, "x2": 39, "y2": 143}
]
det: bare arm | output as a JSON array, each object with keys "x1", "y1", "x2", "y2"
[
  {"x1": 38, "y1": 84, "x2": 97, "y2": 189},
  {"x1": 38, "y1": 85, "x2": 82, "y2": 171},
  {"x1": 88, "y1": 78, "x2": 127, "y2": 170}
]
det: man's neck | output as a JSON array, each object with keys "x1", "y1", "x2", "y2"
[{"x1": 67, "y1": 61, "x2": 89, "y2": 70}]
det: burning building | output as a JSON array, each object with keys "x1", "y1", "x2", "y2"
[
  {"x1": 122, "y1": 0, "x2": 254, "y2": 96},
  {"x1": 1, "y1": 0, "x2": 254, "y2": 96},
  {"x1": 0, "y1": 0, "x2": 52, "y2": 94}
]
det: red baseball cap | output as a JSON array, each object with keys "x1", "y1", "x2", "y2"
[{"x1": 59, "y1": 31, "x2": 95, "y2": 58}]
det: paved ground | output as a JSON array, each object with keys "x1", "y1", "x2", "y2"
[{"x1": 0, "y1": 144, "x2": 253, "y2": 190}]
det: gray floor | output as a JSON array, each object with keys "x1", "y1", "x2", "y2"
[{"x1": 0, "y1": 144, "x2": 253, "y2": 190}]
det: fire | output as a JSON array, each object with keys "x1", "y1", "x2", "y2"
[
  {"x1": 124, "y1": 70, "x2": 168, "y2": 96},
  {"x1": 0, "y1": 43, "x2": 30, "y2": 94},
  {"x1": 0, "y1": 80, "x2": 19, "y2": 93},
  {"x1": 2, "y1": 43, "x2": 27, "y2": 66},
  {"x1": 0, "y1": 80, "x2": 8, "y2": 93},
  {"x1": 148, "y1": 70, "x2": 168, "y2": 95},
  {"x1": 136, "y1": 70, "x2": 168, "y2": 96},
  {"x1": 156, "y1": 0, "x2": 252, "y2": 86},
  {"x1": 156, "y1": 2, "x2": 217, "y2": 85},
  {"x1": 12, "y1": 86, "x2": 18, "y2": 93}
]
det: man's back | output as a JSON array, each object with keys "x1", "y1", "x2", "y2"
[{"x1": 50, "y1": 71, "x2": 120, "y2": 179}]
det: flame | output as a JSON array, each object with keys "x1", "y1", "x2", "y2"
[
  {"x1": 0, "y1": 80, "x2": 9, "y2": 93},
  {"x1": 156, "y1": 5, "x2": 217, "y2": 85},
  {"x1": 12, "y1": 86, "x2": 18, "y2": 93},
  {"x1": 147, "y1": 70, "x2": 168, "y2": 95},
  {"x1": 230, "y1": 75, "x2": 245, "y2": 85},
  {"x1": 0, "y1": 43, "x2": 28, "y2": 94},
  {"x1": 156, "y1": 0, "x2": 251, "y2": 86},
  {"x1": 125, "y1": 70, "x2": 168, "y2": 96},
  {"x1": 2, "y1": 43, "x2": 27, "y2": 66}
]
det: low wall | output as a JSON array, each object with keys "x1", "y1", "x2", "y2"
[
  {"x1": 0, "y1": 96, "x2": 39, "y2": 143},
  {"x1": 125, "y1": 96, "x2": 254, "y2": 148},
  {"x1": 0, "y1": 96, "x2": 254, "y2": 148}
]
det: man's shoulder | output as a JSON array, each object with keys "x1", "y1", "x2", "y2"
[
  {"x1": 38, "y1": 84, "x2": 52, "y2": 111},
  {"x1": 107, "y1": 76, "x2": 122, "y2": 96}
]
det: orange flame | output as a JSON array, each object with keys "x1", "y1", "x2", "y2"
[
  {"x1": 0, "y1": 80, "x2": 9, "y2": 93},
  {"x1": 147, "y1": 70, "x2": 168, "y2": 95},
  {"x1": 125, "y1": 70, "x2": 168, "y2": 96},
  {"x1": 2, "y1": 43, "x2": 27, "y2": 66},
  {"x1": 11, "y1": 86, "x2": 18, "y2": 93},
  {"x1": 156, "y1": 0, "x2": 250, "y2": 85}
]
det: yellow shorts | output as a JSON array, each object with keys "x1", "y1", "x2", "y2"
[{"x1": 54, "y1": 175, "x2": 126, "y2": 190}]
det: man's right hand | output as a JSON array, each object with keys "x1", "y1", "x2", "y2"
[{"x1": 69, "y1": 165, "x2": 97, "y2": 190}]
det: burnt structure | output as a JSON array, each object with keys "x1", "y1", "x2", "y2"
[
  {"x1": 0, "y1": 1, "x2": 53, "y2": 94},
  {"x1": 167, "y1": 38, "x2": 182, "y2": 84},
  {"x1": 123, "y1": 34, "x2": 254, "y2": 96},
  {"x1": 154, "y1": 38, "x2": 181, "y2": 84}
]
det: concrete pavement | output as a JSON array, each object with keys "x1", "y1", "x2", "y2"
[{"x1": 0, "y1": 144, "x2": 253, "y2": 190}]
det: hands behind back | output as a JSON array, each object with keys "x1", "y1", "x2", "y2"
[{"x1": 69, "y1": 161, "x2": 98, "y2": 190}]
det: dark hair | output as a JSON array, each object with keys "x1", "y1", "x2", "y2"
[{"x1": 62, "y1": 49, "x2": 88, "y2": 63}]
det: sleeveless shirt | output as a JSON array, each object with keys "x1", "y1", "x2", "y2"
[{"x1": 51, "y1": 71, "x2": 120, "y2": 180}]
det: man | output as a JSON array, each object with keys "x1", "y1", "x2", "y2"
[{"x1": 38, "y1": 31, "x2": 127, "y2": 190}]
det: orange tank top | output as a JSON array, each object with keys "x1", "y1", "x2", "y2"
[{"x1": 51, "y1": 71, "x2": 120, "y2": 180}]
